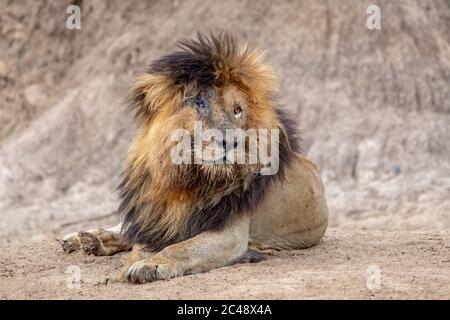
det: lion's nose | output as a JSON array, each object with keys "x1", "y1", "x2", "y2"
[{"x1": 222, "y1": 140, "x2": 238, "y2": 151}]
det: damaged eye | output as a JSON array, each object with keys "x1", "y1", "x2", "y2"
[
  {"x1": 233, "y1": 105, "x2": 242, "y2": 117},
  {"x1": 195, "y1": 96, "x2": 208, "y2": 109}
]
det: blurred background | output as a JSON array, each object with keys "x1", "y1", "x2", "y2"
[{"x1": 0, "y1": 0, "x2": 449, "y2": 245}]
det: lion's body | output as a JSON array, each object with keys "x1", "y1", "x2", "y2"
[
  {"x1": 249, "y1": 155, "x2": 328, "y2": 251},
  {"x1": 61, "y1": 33, "x2": 329, "y2": 284}
]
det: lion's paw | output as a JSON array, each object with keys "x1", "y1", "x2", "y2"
[
  {"x1": 78, "y1": 231, "x2": 101, "y2": 255},
  {"x1": 125, "y1": 260, "x2": 179, "y2": 284},
  {"x1": 60, "y1": 230, "x2": 105, "y2": 256},
  {"x1": 61, "y1": 232, "x2": 81, "y2": 253}
]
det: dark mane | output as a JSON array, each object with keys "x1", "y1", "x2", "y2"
[{"x1": 148, "y1": 32, "x2": 242, "y2": 87}]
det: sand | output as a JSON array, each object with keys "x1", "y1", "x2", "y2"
[{"x1": 1, "y1": 230, "x2": 449, "y2": 300}]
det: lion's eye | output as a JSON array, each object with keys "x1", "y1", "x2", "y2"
[
  {"x1": 195, "y1": 96, "x2": 208, "y2": 109},
  {"x1": 233, "y1": 105, "x2": 242, "y2": 117}
]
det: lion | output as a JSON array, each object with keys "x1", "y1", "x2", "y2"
[{"x1": 61, "y1": 32, "x2": 329, "y2": 284}]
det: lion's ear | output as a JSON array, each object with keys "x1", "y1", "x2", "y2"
[{"x1": 129, "y1": 74, "x2": 183, "y2": 122}]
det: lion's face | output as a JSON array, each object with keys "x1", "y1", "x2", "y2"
[
  {"x1": 126, "y1": 32, "x2": 289, "y2": 193},
  {"x1": 148, "y1": 84, "x2": 260, "y2": 183},
  {"x1": 190, "y1": 85, "x2": 248, "y2": 132},
  {"x1": 183, "y1": 84, "x2": 251, "y2": 170}
]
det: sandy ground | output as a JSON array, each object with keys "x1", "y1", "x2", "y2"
[{"x1": 1, "y1": 230, "x2": 448, "y2": 300}]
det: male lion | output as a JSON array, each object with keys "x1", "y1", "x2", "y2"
[{"x1": 61, "y1": 33, "x2": 329, "y2": 284}]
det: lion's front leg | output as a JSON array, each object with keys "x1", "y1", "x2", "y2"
[
  {"x1": 124, "y1": 214, "x2": 250, "y2": 284},
  {"x1": 61, "y1": 223, "x2": 131, "y2": 256}
]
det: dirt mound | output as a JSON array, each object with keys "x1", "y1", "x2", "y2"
[{"x1": 0, "y1": 0, "x2": 449, "y2": 243}]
